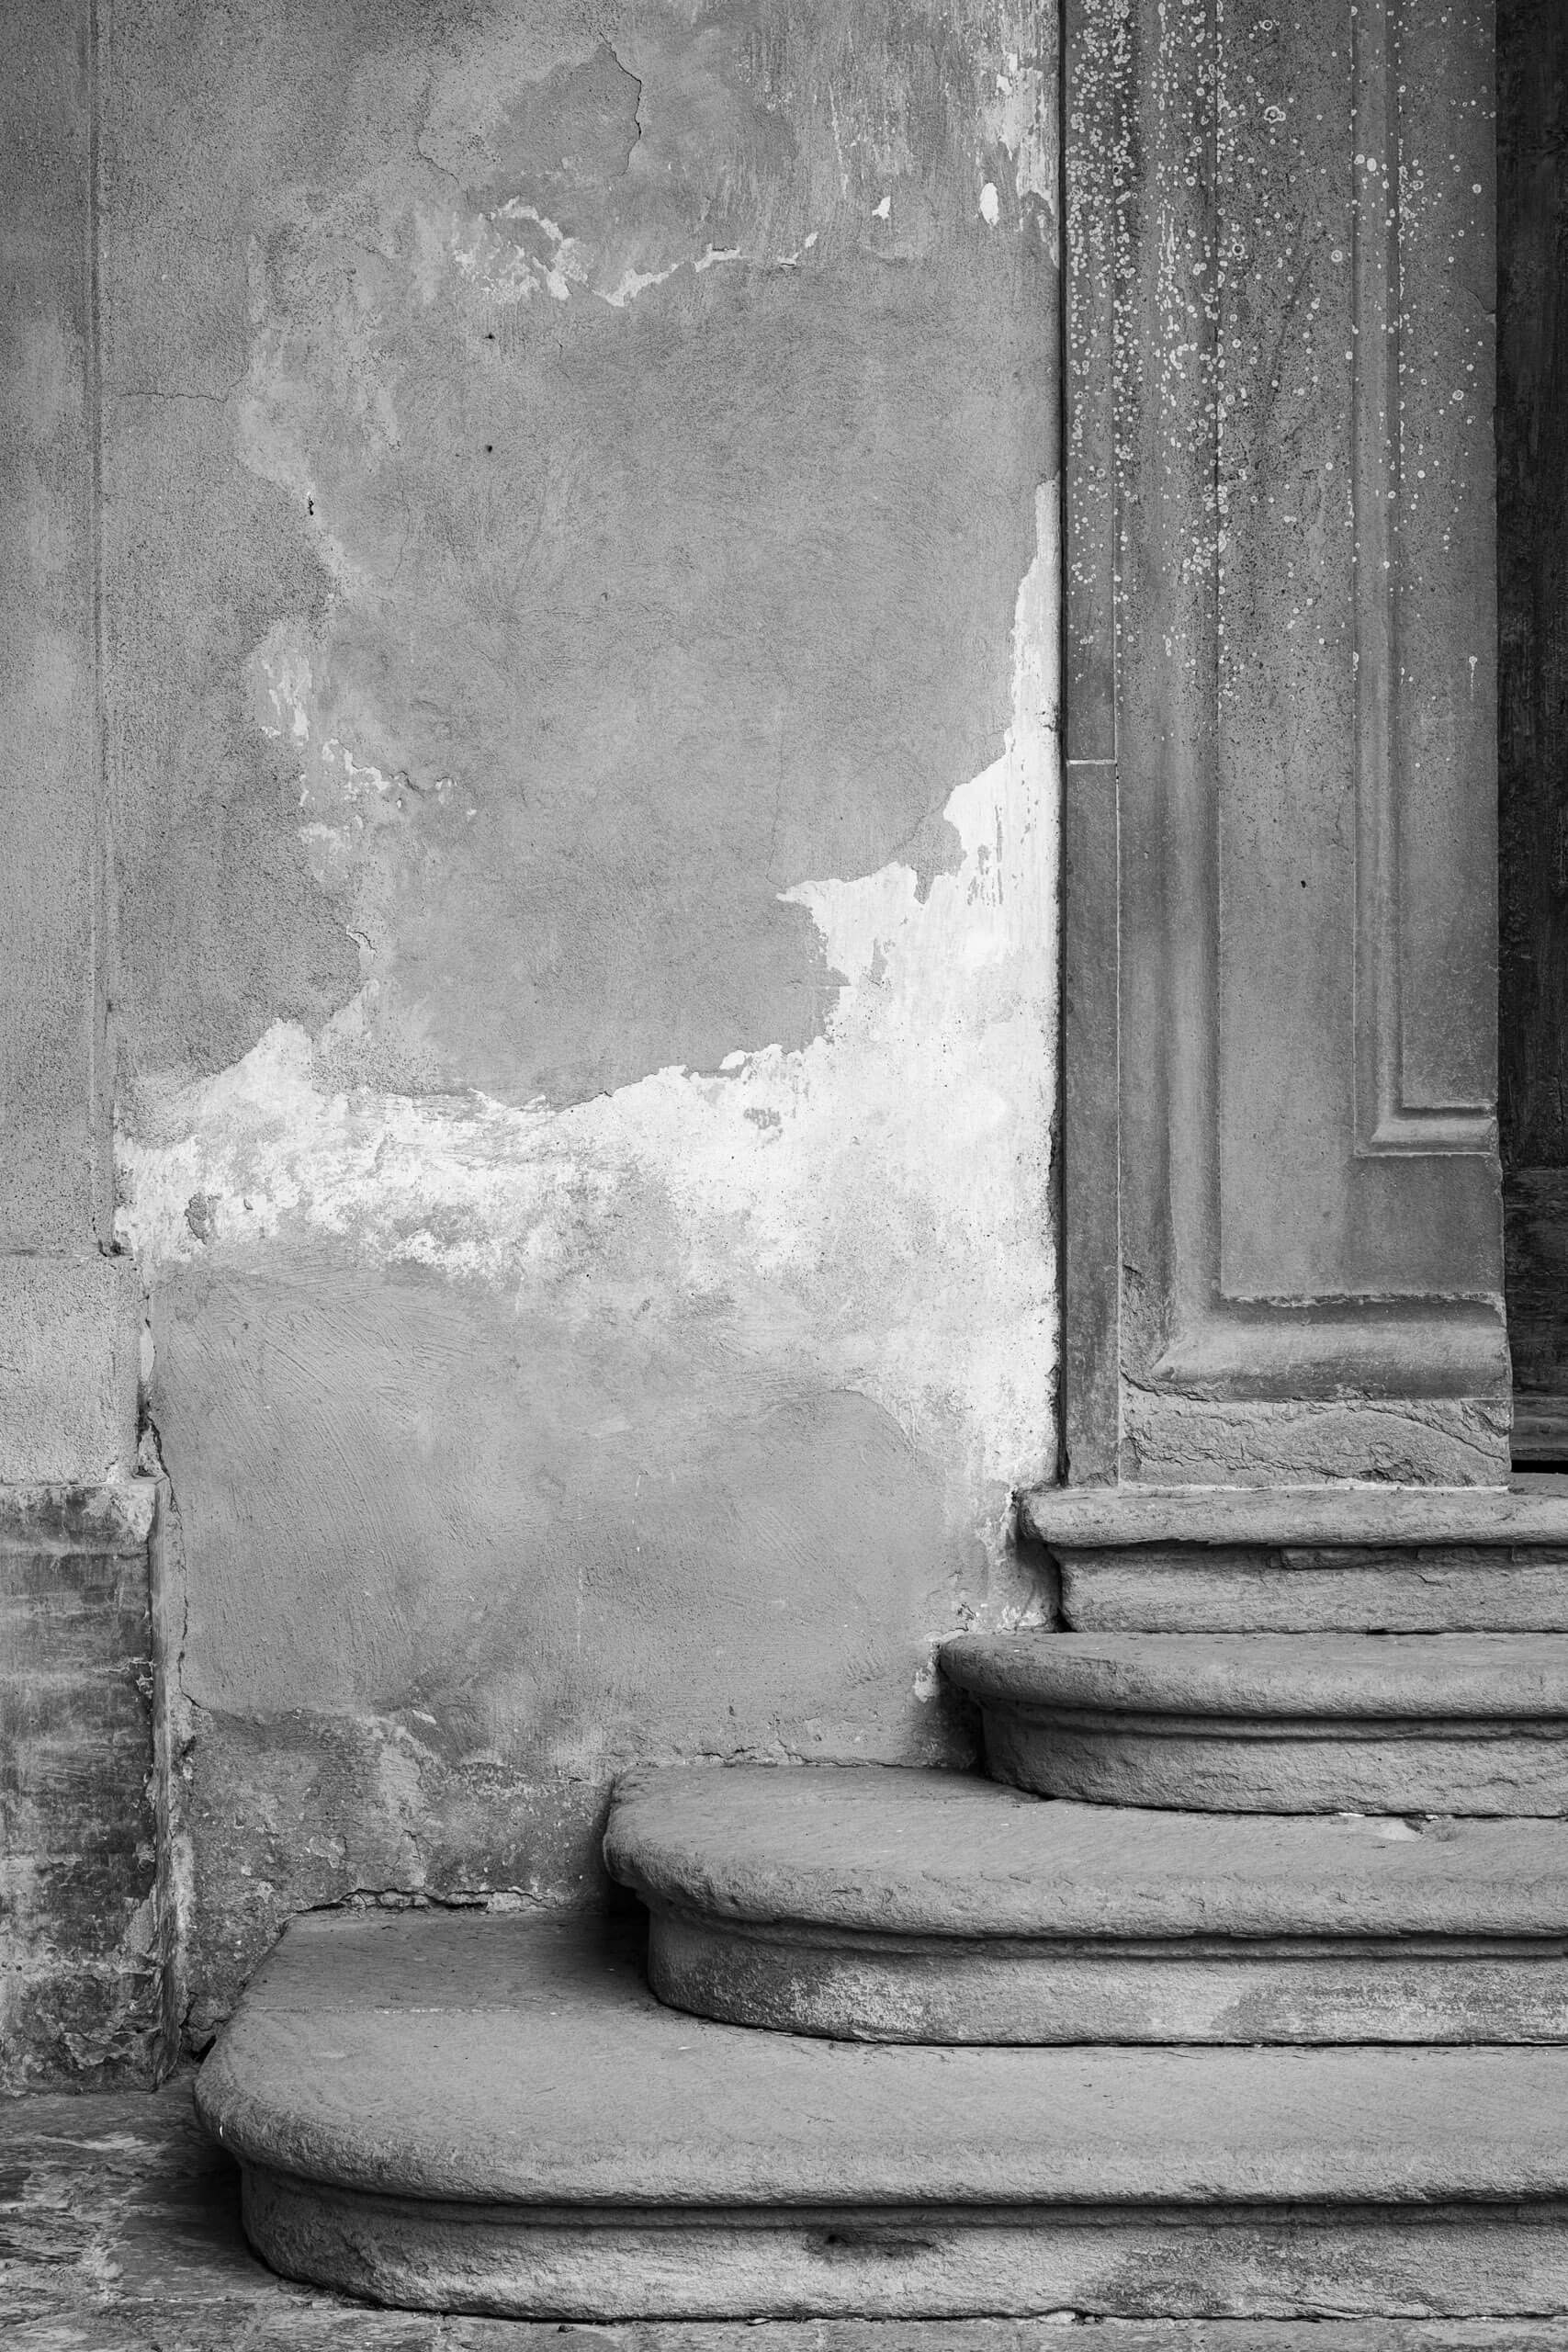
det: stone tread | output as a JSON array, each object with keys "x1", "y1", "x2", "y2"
[
  {"x1": 941, "y1": 1631, "x2": 1568, "y2": 1717},
  {"x1": 1, "y1": 2089, "x2": 1560, "y2": 2352},
  {"x1": 197, "y1": 1910, "x2": 1568, "y2": 2208},
  {"x1": 604, "y1": 1762, "x2": 1568, "y2": 1939},
  {"x1": 1021, "y1": 1476, "x2": 1568, "y2": 1550}
]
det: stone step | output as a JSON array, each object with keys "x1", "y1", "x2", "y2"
[
  {"x1": 1023, "y1": 1478, "x2": 1568, "y2": 1633},
  {"x1": 10, "y1": 2079, "x2": 1567, "y2": 2348},
  {"x1": 941, "y1": 1632, "x2": 1568, "y2": 1814},
  {"x1": 197, "y1": 1908, "x2": 1568, "y2": 2323},
  {"x1": 604, "y1": 1762, "x2": 1568, "y2": 2043}
]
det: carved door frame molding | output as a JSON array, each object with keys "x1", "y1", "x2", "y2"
[{"x1": 1060, "y1": 0, "x2": 1507, "y2": 1488}]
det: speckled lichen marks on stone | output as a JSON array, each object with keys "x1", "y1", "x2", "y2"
[{"x1": 1061, "y1": 0, "x2": 1503, "y2": 1484}]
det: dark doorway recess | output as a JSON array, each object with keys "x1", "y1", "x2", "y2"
[{"x1": 1499, "y1": 0, "x2": 1568, "y2": 1462}]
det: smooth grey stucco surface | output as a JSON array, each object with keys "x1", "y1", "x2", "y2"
[{"x1": 100, "y1": 0, "x2": 1062, "y2": 2033}]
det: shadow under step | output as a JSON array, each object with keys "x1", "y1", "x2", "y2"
[
  {"x1": 197, "y1": 1907, "x2": 1568, "y2": 2323},
  {"x1": 941, "y1": 1632, "x2": 1568, "y2": 1813},
  {"x1": 605, "y1": 1761, "x2": 1568, "y2": 2044}
]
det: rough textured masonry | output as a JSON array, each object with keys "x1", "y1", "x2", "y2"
[
  {"x1": 91, "y1": 0, "x2": 1061, "y2": 2036},
  {"x1": 0, "y1": 1482, "x2": 163, "y2": 2091}
]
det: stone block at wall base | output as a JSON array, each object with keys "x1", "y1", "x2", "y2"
[
  {"x1": 0, "y1": 1251, "x2": 141, "y2": 1483},
  {"x1": 0, "y1": 1477, "x2": 165, "y2": 2090}
]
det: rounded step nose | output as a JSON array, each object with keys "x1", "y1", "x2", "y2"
[
  {"x1": 604, "y1": 1760, "x2": 1568, "y2": 2044},
  {"x1": 941, "y1": 1631, "x2": 1568, "y2": 1814}
]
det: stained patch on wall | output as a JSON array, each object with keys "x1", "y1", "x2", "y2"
[
  {"x1": 106, "y1": 0, "x2": 1062, "y2": 2025},
  {"x1": 123, "y1": 481, "x2": 1060, "y2": 2017},
  {"x1": 124, "y1": 487, "x2": 1059, "y2": 1531},
  {"x1": 107, "y1": 0, "x2": 1056, "y2": 1102}
]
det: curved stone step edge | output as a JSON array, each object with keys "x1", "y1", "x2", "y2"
[
  {"x1": 939, "y1": 1634, "x2": 1568, "y2": 1815},
  {"x1": 604, "y1": 1764, "x2": 1568, "y2": 1941},
  {"x1": 606, "y1": 1764, "x2": 1568, "y2": 2045},
  {"x1": 197, "y1": 1909, "x2": 1568, "y2": 2321}
]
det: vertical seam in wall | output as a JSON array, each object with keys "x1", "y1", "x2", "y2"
[
  {"x1": 148, "y1": 1466, "x2": 193, "y2": 2075},
  {"x1": 1054, "y1": 0, "x2": 1070, "y2": 1490},
  {"x1": 87, "y1": 0, "x2": 113, "y2": 1253},
  {"x1": 90, "y1": 0, "x2": 185, "y2": 2064},
  {"x1": 1111, "y1": 0, "x2": 1125, "y2": 1481}
]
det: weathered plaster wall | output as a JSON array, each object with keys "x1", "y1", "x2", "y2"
[{"x1": 104, "y1": 0, "x2": 1061, "y2": 2036}]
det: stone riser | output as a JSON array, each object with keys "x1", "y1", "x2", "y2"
[
  {"x1": 1024, "y1": 1488, "x2": 1568, "y2": 1637},
  {"x1": 982, "y1": 1708, "x2": 1568, "y2": 1815},
  {"x1": 241, "y1": 2169, "x2": 1568, "y2": 2322},
  {"x1": 1055, "y1": 1547, "x2": 1568, "y2": 1634},
  {"x1": 647, "y1": 1906, "x2": 1568, "y2": 2044}
]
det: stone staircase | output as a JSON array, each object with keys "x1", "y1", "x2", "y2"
[{"x1": 194, "y1": 1484, "x2": 1568, "y2": 2324}]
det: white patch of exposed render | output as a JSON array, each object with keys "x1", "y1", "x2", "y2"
[
  {"x1": 985, "y1": 51, "x2": 1056, "y2": 222},
  {"x1": 775, "y1": 231, "x2": 820, "y2": 269},
  {"x1": 118, "y1": 489, "x2": 1061, "y2": 1542},
  {"x1": 451, "y1": 190, "x2": 760, "y2": 312},
  {"x1": 452, "y1": 198, "x2": 620, "y2": 310},
  {"x1": 601, "y1": 256, "x2": 687, "y2": 307},
  {"x1": 493, "y1": 203, "x2": 587, "y2": 303},
  {"x1": 254, "y1": 634, "x2": 313, "y2": 745},
  {"x1": 450, "y1": 210, "x2": 547, "y2": 306},
  {"x1": 248, "y1": 625, "x2": 410, "y2": 888},
  {"x1": 600, "y1": 245, "x2": 747, "y2": 306},
  {"x1": 237, "y1": 243, "x2": 369, "y2": 594}
]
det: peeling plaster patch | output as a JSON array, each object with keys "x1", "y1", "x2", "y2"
[
  {"x1": 418, "y1": 20, "x2": 796, "y2": 314},
  {"x1": 984, "y1": 48, "x2": 1058, "y2": 249},
  {"x1": 601, "y1": 255, "x2": 686, "y2": 307},
  {"x1": 413, "y1": 6, "x2": 1061, "y2": 310},
  {"x1": 247, "y1": 625, "x2": 422, "y2": 904},
  {"x1": 776, "y1": 230, "x2": 821, "y2": 268},
  {"x1": 118, "y1": 492, "x2": 1061, "y2": 1557},
  {"x1": 457, "y1": 209, "x2": 753, "y2": 312},
  {"x1": 220, "y1": 1, "x2": 1058, "y2": 1104}
]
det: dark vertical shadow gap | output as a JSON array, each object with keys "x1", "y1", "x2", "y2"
[{"x1": 1499, "y1": 0, "x2": 1568, "y2": 1463}]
